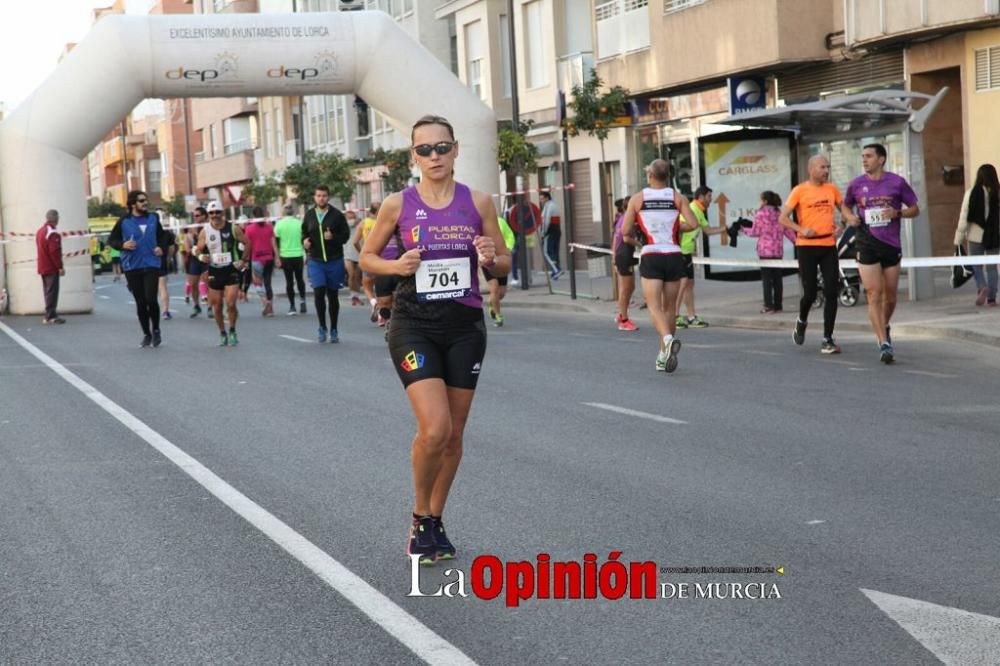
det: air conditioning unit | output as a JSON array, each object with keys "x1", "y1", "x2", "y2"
[{"x1": 338, "y1": 0, "x2": 364, "y2": 10}]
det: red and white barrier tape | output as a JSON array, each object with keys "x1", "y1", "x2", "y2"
[
  {"x1": 567, "y1": 243, "x2": 1000, "y2": 269},
  {"x1": 3, "y1": 248, "x2": 92, "y2": 266}
]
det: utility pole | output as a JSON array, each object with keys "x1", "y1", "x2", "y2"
[
  {"x1": 507, "y1": 0, "x2": 530, "y2": 289},
  {"x1": 292, "y1": 0, "x2": 307, "y2": 172},
  {"x1": 558, "y1": 91, "x2": 577, "y2": 299},
  {"x1": 182, "y1": 98, "x2": 194, "y2": 196}
]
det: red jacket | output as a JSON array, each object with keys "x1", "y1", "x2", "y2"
[{"x1": 36, "y1": 223, "x2": 63, "y2": 275}]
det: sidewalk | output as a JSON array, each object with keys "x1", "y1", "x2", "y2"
[{"x1": 497, "y1": 268, "x2": 1000, "y2": 348}]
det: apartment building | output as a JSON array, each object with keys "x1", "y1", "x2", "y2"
[{"x1": 191, "y1": 0, "x2": 262, "y2": 209}]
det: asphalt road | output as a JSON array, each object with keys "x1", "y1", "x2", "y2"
[{"x1": 2, "y1": 276, "x2": 999, "y2": 665}]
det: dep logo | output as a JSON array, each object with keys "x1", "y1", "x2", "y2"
[
  {"x1": 728, "y1": 76, "x2": 767, "y2": 114},
  {"x1": 166, "y1": 52, "x2": 239, "y2": 83}
]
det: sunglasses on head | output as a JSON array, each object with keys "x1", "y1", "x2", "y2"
[{"x1": 413, "y1": 142, "x2": 455, "y2": 157}]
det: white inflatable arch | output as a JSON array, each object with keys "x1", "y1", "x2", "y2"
[{"x1": 0, "y1": 11, "x2": 496, "y2": 315}]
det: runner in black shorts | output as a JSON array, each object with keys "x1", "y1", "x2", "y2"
[
  {"x1": 612, "y1": 198, "x2": 640, "y2": 331},
  {"x1": 360, "y1": 115, "x2": 509, "y2": 566},
  {"x1": 184, "y1": 208, "x2": 209, "y2": 318},
  {"x1": 195, "y1": 201, "x2": 249, "y2": 346}
]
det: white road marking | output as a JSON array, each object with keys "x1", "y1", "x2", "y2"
[
  {"x1": 0, "y1": 320, "x2": 477, "y2": 666},
  {"x1": 98, "y1": 295, "x2": 111, "y2": 300},
  {"x1": 94, "y1": 284, "x2": 115, "y2": 290},
  {"x1": 806, "y1": 520, "x2": 826, "y2": 525},
  {"x1": 682, "y1": 343, "x2": 723, "y2": 349},
  {"x1": 861, "y1": 588, "x2": 1000, "y2": 665},
  {"x1": 582, "y1": 402, "x2": 687, "y2": 425},
  {"x1": 279, "y1": 334, "x2": 313, "y2": 343},
  {"x1": 745, "y1": 350, "x2": 782, "y2": 357},
  {"x1": 903, "y1": 370, "x2": 958, "y2": 379},
  {"x1": 848, "y1": 367, "x2": 871, "y2": 372}
]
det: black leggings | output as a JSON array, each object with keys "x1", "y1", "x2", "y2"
[
  {"x1": 126, "y1": 268, "x2": 161, "y2": 336},
  {"x1": 255, "y1": 260, "x2": 275, "y2": 301},
  {"x1": 314, "y1": 287, "x2": 340, "y2": 330},
  {"x1": 797, "y1": 245, "x2": 839, "y2": 339},
  {"x1": 281, "y1": 257, "x2": 306, "y2": 306},
  {"x1": 760, "y1": 266, "x2": 784, "y2": 310}
]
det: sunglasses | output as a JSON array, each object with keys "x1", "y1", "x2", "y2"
[
  {"x1": 413, "y1": 142, "x2": 455, "y2": 157},
  {"x1": 209, "y1": 211, "x2": 223, "y2": 216}
]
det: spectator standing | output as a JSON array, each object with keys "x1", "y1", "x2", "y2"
[
  {"x1": 745, "y1": 191, "x2": 796, "y2": 313},
  {"x1": 36, "y1": 209, "x2": 65, "y2": 324},
  {"x1": 954, "y1": 163, "x2": 1000, "y2": 307}
]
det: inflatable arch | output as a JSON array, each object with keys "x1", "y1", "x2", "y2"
[{"x1": 0, "y1": 11, "x2": 497, "y2": 315}]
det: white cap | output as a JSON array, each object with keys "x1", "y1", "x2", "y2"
[{"x1": 206, "y1": 200, "x2": 223, "y2": 212}]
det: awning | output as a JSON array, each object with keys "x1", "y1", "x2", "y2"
[{"x1": 716, "y1": 89, "x2": 946, "y2": 138}]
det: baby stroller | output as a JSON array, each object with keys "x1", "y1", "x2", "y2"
[{"x1": 811, "y1": 227, "x2": 862, "y2": 309}]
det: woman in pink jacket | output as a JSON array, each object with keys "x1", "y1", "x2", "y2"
[{"x1": 744, "y1": 191, "x2": 797, "y2": 313}]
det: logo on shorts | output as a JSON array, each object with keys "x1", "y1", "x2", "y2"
[
  {"x1": 411, "y1": 225, "x2": 421, "y2": 244},
  {"x1": 401, "y1": 351, "x2": 425, "y2": 372},
  {"x1": 471, "y1": 362, "x2": 481, "y2": 375}
]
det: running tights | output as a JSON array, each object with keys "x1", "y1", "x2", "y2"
[
  {"x1": 126, "y1": 268, "x2": 161, "y2": 335},
  {"x1": 282, "y1": 257, "x2": 306, "y2": 307},
  {"x1": 797, "y1": 245, "x2": 839, "y2": 339},
  {"x1": 314, "y1": 287, "x2": 340, "y2": 330}
]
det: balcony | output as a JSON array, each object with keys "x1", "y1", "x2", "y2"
[
  {"x1": 195, "y1": 149, "x2": 254, "y2": 189},
  {"x1": 846, "y1": 0, "x2": 1000, "y2": 48},
  {"x1": 557, "y1": 52, "x2": 595, "y2": 93},
  {"x1": 102, "y1": 141, "x2": 124, "y2": 168},
  {"x1": 595, "y1": 0, "x2": 651, "y2": 60}
]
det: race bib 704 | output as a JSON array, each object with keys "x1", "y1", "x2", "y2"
[{"x1": 415, "y1": 257, "x2": 471, "y2": 302}]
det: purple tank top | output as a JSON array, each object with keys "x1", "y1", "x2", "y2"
[{"x1": 395, "y1": 183, "x2": 483, "y2": 313}]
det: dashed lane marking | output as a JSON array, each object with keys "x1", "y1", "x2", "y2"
[
  {"x1": 279, "y1": 335, "x2": 314, "y2": 343},
  {"x1": 582, "y1": 402, "x2": 687, "y2": 425},
  {"x1": 0, "y1": 320, "x2": 477, "y2": 666}
]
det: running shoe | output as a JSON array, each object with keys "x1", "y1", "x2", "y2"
[
  {"x1": 288, "y1": 305, "x2": 297, "y2": 316},
  {"x1": 370, "y1": 303, "x2": 378, "y2": 323},
  {"x1": 299, "y1": 301, "x2": 307, "y2": 314},
  {"x1": 879, "y1": 342, "x2": 895, "y2": 364},
  {"x1": 760, "y1": 308, "x2": 775, "y2": 314},
  {"x1": 329, "y1": 329, "x2": 339, "y2": 344},
  {"x1": 663, "y1": 338, "x2": 682, "y2": 373},
  {"x1": 989, "y1": 299, "x2": 998, "y2": 307},
  {"x1": 432, "y1": 517, "x2": 456, "y2": 560},
  {"x1": 228, "y1": 330, "x2": 239, "y2": 346},
  {"x1": 820, "y1": 338, "x2": 841, "y2": 354},
  {"x1": 184, "y1": 295, "x2": 190, "y2": 304},
  {"x1": 655, "y1": 350, "x2": 667, "y2": 372},
  {"x1": 140, "y1": 334, "x2": 153, "y2": 348},
  {"x1": 377, "y1": 314, "x2": 387, "y2": 327},
  {"x1": 551, "y1": 269, "x2": 564, "y2": 280},
  {"x1": 317, "y1": 326, "x2": 327, "y2": 343},
  {"x1": 163, "y1": 310, "x2": 173, "y2": 321},
  {"x1": 218, "y1": 332, "x2": 229, "y2": 347},
  {"x1": 152, "y1": 330, "x2": 162, "y2": 348},
  {"x1": 616, "y1": 314, "x2": 638, "y2": 332},
  {"x1": 675, "y1": 315, "x2": 688, "y2": 329},
  {"x1": 408, "y1": 516, "x2": 437, "y2": 566},
  {"x1": 488, "y1": 307, "x2": 497, "y2": 322},
  {"x1": 494, "y1": 313, "x2": 504, "y2": 327},
  {"x1": 793, "y1": 319, "x2": 807, "y2": 346},
  {"x1": 190, "y1": 306, "x2": 202, "y2": 318},
  {"x1": 686, "y1": 315, "x2": 708, "y2": 328}
]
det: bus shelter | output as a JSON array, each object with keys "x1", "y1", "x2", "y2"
[{"x1": 716, "y1": 89, "x2": 949, "y2": 301}]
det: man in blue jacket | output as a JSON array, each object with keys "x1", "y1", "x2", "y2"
[{"x1": 108, "y1": 190, "x2": 169, "y2": 348}]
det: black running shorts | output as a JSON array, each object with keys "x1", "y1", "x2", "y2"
[
  {"x1": 374, "y1": 274, "x2": 400, "y2": 298},
  {"x1": 388, "y1": 317, "x2": 487, "y2": 390},
  {"x1": 681, "y1": 253, "x2": 695, "y2": 280},
  {"x1": 856, "y1": 236, "x2": 902, "y2": 268},
  {"x1": 614, "y1": 244, "x2": 638, "y2": 276},
  {"x1": 639, "y1": 252, "x2": 686, "y2": 282},
  {"x1": 208, "y1": 265, "x2": 241, "y2": 290}
]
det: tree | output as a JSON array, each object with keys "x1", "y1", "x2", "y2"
[
  {"x1": 497, "y1": 119, "x2": 538, "y2": 176},
  {"x1": 568, "y1": 70, "x2": 630, "y2": 225},
  {"x1": 87, "y1": 194, "x2": 126, "y2": 219},
  {"x1": 242, "y1": 171, "x2": 284, "y2": 208},
  {"x1": 162, "y1": 193, "x2": 188, "y2": 219},
  {"x1": 370, "y1": 147, "x2": 412, "y2": 194},
  {"x1": 283, "y1": 150, "x2": 357, "y2": 206}
]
